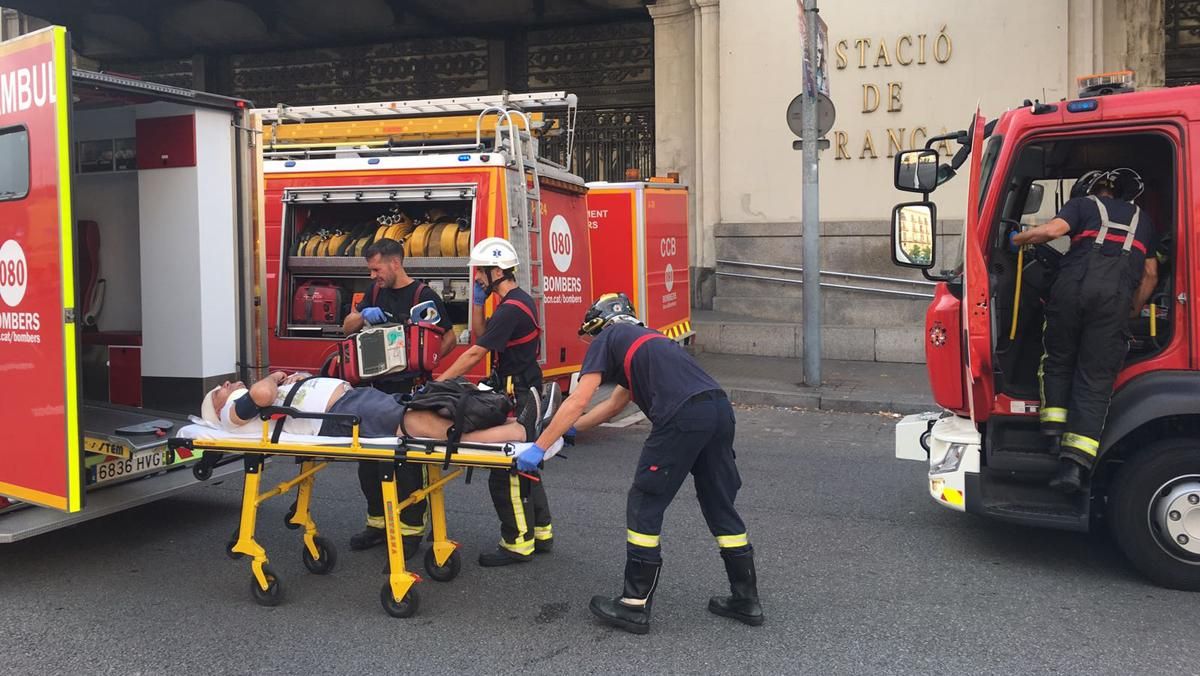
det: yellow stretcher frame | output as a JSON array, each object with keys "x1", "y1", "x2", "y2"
[{"x1": 168, "y1": 411, "x2": 524, "y2": 618}]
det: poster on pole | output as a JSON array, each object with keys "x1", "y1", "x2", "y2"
[{"x1": 799, "y1": 3, "x2": 829, "y2": 98}]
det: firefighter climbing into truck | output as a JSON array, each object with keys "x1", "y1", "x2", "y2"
[{"x1": 890, "y1": 70, "x2": 1200, "y2": 591}]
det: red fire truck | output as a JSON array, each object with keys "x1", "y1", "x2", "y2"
[
  {"x1": 586, "y1": 178, "x2": 692, "y2": 341},
  {"x1": 254, "y1": 93, "x2": 594, "y2": 391},
  {"x1": 891, "y1": 72, "x2": 1200, "y2": 590}
]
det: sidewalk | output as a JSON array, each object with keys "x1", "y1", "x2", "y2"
[{"x1": 693, "y1": 352, "x2": 936, "y2": 415}]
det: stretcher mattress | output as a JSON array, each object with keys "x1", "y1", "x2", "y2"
[{"x1": 176, "y1": 424, "x2": 565, "y2": 459}]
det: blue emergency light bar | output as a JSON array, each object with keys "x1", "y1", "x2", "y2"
[{"x1": 1067, "y1": 99, "x2": 1099, "y2": 113}]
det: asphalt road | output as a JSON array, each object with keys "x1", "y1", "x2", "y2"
[{"x1": 0, "y1": 407, "x2": 1195, "y2": 675}]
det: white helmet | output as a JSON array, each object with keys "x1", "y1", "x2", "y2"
[{"x1": 469, "y1": 237, "x2": 519, "y2": 270}]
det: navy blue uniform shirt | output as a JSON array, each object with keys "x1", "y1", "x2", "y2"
[
  {"x1": 477, "y1": 287, "x2": 541, "y2": 384},
  {"x1": 580, "y1": 322, "x2": 721, "y2": 426}
]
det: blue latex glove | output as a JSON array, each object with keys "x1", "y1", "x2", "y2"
[
  {"x1": 361, "y1": 306, "x2": 387, "y2": 325},
  {"x1": 1008, "y1": 230, "x2": 1021, "y2": 253},
  {"x1": 563, "y1": 426, "x2": 577, "y2": 447},
  {"x1": 516, "y1": 444, "x2": 546, "y2": 473},
  {"x1": 472, "y1": 280, "x2": 488, "y2": 307}
]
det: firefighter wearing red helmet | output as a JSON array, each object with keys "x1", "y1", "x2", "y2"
[
  {"x1": 520, "y1": 292, "x2": 764, "y2": 634},
  {"x1": 1011, "y1": 168, "x2": 1159, "y2": 493},
  {"x1": 437, "y1": 237, "x2": 555, "y2": 567}
]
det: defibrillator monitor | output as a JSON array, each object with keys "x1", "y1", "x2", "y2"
[{"x1": 354, "y1": 325, "x2": 408, "y2": 379}]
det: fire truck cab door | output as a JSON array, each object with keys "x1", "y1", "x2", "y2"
[
  {"x1": 962, "y1": 112, "x2": 994, "y2": 422},
  {"x1": 0, "y1": 27, "x2": 84, "y2": 512}
]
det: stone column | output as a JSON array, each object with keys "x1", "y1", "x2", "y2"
[
  {"x1": 648, "y1": 0, "x2": 719, "y2": 309},
  {"x1": 691, "y1": 0, "x2": 721, "y2": 309}
]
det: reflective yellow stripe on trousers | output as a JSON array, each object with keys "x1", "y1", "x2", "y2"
[
  {"x1": 500, "y1": 474, "x2": 535, "y2": 555},
  {"x1": 1061, "y1": 432, "x2": 1099, "y2": 457},
  {"x1": 1039, "y1": 407, "x2": 1068, "y2": 424},
  {"x1": 626, "y1": 529, "x2": 660, "y2": 548},
  {"x1": 534, "y1": 524, "x2": 553, "y2": 541},
  {"x1": 716, "y1": 533, "x2": 749, "y2": 549}
]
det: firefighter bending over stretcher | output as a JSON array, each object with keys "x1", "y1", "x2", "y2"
[{"x1": 199, "y1": 372, "x2": 542, "y2": 444}]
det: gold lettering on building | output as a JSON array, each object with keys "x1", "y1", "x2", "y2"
[
  {"x1": 855, "y1": 38, "x2": 871, "y2": 68},
  {"x1": 860, "y1": 130, "x2": 878, "y2": 159},
  {"x1": 874, "y1": 40, "x2": 892, "y2": 67},
  {"x1": 834, "y1": 131, "x2": 850, "y2": 160},
  {"x1": 862, "y1": 84, "x2": 881, "y2": 113},
  {"x1": 887, "y1": 82, "x2": 903, "y2": 112},
  {"x1": 829, "y1": 28, "x2": 954, "y2": 160},
  {"x1": 896, "y1": 35, "x2": 914, "y2": 66},
  {"x1": 886, "y1": 128, "x2": 906, "y2": 158}
]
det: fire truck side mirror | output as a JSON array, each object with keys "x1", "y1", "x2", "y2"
[
  {"x1": 894, "y1": 149, "x2": 940, "y2": 194},
  {"x1": 891, "y1": 201, "x2": 937, "y2": 270}
]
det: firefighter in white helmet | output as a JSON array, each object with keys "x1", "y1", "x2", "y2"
[{"x1": 437, "y1": 237, "x2": 556, "y2": 566}]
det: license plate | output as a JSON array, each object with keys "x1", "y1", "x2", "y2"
[
  {"x1": 92, "y1": 449, "x2": 172, "y2": 485},
  {"x1": 84, "y1": 436, "x2": 131, "y2": 459}
]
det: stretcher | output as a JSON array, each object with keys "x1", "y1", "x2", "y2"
[{"x1": 168, "y1": 405, "x2": 560, "y2": 618}]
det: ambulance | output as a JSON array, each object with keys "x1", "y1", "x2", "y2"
[{"x1": 0, "y1": 27, "x2": 265, "y2": 537}]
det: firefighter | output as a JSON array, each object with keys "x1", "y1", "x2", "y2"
[
  {"x1": 436, "y1": 237, "x2": 555, "y2": 566},
  {"x1": 341, "y1": 238, "x2": 457, "y2": 555},
  {"x1": 521, "y1": 293, "x2": 763, "y2": 634},
  {"x1": 1011, "y1": 168, "x2": 1159, "y2": 493}
]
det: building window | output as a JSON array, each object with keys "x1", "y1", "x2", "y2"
[{"x1": 0, "y1": 126, "x2": 29, "y2": 201}]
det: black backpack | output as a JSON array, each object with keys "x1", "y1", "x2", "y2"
[{"x1": 401, "y1": 378, "x2": 512, "y2": 435}]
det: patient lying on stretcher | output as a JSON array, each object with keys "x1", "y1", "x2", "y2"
[{"x1": 199, "y1": 372, "x2": 538, "y2": 443}]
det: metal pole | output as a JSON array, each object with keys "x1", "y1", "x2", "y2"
[{"x1": 802, "y1": 0, "x2": 822, "y2": 385}]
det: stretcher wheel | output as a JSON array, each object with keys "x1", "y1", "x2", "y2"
[
  {"x1": 380, "y1": 584, "x2": 419, "y2": 618},
  {"x1": 251, "y1": 565, "x2": 282, "y2": 607},
  {"x1": 193, "y1": 463, "x2": 213, "y2": 481},
  {"x1": 226, "y1": 528, "x2": 242, "y2": 560},
  {"x1": 423, "y1": 548, "x2": 461, "y2": 582},
  {"x1": 302, "y1": 536, "x2": 338, "y2": 575},
  {"x1": 284, "y1": 501, "x2": 300, "y2": 530}
]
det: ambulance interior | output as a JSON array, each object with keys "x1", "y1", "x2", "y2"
[
  {"x1": 70, "y1": 75, "x2": 243, "y2": 421},
  {"x1": 279, "y1": 195, "x2": 476, "y2": 343},
  {"x1": 986, "y1": 133, "x2": 1177, "y2": 401}
]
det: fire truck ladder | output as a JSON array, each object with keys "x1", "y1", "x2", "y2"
[{"x1": 475, "y1": 100, "x2": 573, "y2": 365}]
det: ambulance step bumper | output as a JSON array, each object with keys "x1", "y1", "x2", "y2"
[{"x1": 0, "y1": 462, "x2": 243, "y2": 543}]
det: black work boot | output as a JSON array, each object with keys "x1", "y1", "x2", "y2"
[
  {"x1": 708, "y1": 549, "x2": 764, "y2": 626},
  {"x1": 1049, "y1": 457, "x2": 1086, "y2": 495},
  {"x1": 589, "y1": 557, "x2": 661, "y2": 635},
  {"x1": 534, "y1": 537, "x2": 554, "y2": 554},
  {"x1": 478, "y1": 546, "x2": 533, "y2": 567},
  {"x1": 349, "y1": 525, "x2": 386, "y2": 551}
]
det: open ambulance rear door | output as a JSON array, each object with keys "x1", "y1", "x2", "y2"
[{"x1": 0, "y1": 27, "x2": 83, "y2": 513}]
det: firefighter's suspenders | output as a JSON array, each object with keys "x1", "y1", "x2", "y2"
[
  {"x1": 1085, "y1": 195, "x2": 1142, "y2": 255},
  {"x1": 622, "y1": 333, "x2": 670, "y2": 402},
  {"x1": 501, "y1": 299, "x2": 541, "y2": 351}
]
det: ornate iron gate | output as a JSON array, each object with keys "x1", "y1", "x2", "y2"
[{"x1": 1167, "y1": 0, "x2": 1200, "y2": 85}]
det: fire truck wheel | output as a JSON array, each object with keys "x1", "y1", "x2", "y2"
[
  {"x1": 251, "y1": 565, "x2": 283, "y2": 606},
  {"x1": 380, "y1": 583, "x2": 419, "y2": 618},
  {"x1": 1109, "y1": 439, "x2": 1200, "y2": 591},
  {"x1": 302, "y1": 536, "x2": 338, "y2": 575}
]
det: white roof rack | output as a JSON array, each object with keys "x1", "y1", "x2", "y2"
[{"x1": 252, "y1": 91, "x2": 578, "y2": 123}]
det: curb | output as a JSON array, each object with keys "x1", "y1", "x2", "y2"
[{"x1": 726, "y1": 387, "x2": 934, "y2": 416}]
